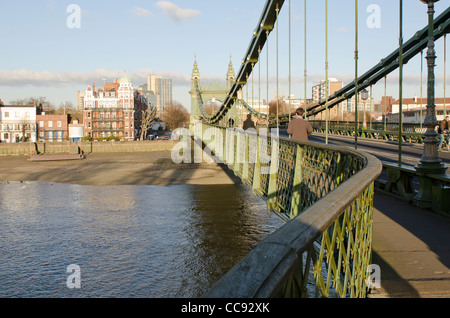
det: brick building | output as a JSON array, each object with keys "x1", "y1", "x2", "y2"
[
  {"x1": 83, "y1": 77, "x2": 148, "y2": 141},
  {"x1": 36, "y1": 114, "x2": 69, "y2": 142}
]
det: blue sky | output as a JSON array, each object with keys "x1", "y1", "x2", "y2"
[{"x1": 0, "y1": 0, "x2": 447, "y2": 111}]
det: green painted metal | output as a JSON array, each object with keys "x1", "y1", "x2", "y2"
[
  {"x1": 399, "y1": 0, "x2": 403, "y2": 165},
  {"x1": 201, "y1": 123, "x2": 381, "y2": 298},
  {"x1": 196, "y1": 2, "x2": 449, "y2": 127}
]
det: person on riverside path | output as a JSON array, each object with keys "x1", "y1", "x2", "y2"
[
  {"x1": 438, "y1": 116, "x2": 449, "y2": 151},
  {"x1": 242, "y1": 114, "x2": 256, "y2": 131},
  {"x1": 287, "y1": 107, "x2": 313, "y2": 141}
]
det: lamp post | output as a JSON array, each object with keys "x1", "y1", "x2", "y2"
[
  {"x1": 416, "y1": 0, "x2": 445, "y2": 173},
  {"x1": 361, "y1": 88, "x2": 369, "y2": 129},
  {"x1": 414, "y1": 0, "x2": 446, "y2": 208}
]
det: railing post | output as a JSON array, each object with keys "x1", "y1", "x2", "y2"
[
  {"x1": 234, "y1": 130, "x2": 241, "y2": 174},
  {"x1": 290, "y1": 145, "x2": 304, "y2": 219},
  {"x1": 267, "y1": 136, "x2": 279, "y2": 211},
  {"x1": 243, "y1": 133, "x2": 250, "y2": 182},
  {"x1": 252, "y1": 133, "x2": 262, "y2": 195}
]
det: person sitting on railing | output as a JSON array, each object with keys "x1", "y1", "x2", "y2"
[
  {"x1": 437, "y1": 116, "x2": 449, "y2": 150},
  {"x1": 242, "y1": 114, "x2": 255, "y2": 130},
  {"x1": 287, "y1": 108, "x2": 313, "y2": 141}
]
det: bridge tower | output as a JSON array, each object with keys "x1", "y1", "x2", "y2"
[{"x1": 189, "y1": 57, "x2": 237, "y2": 126}]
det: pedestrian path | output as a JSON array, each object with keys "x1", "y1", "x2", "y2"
[{"x1": 369, "y1": 191, "x2": 450, "y2": 298}]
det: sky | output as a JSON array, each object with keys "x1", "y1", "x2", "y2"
[{"x1": 0, "y1": 0, "x2": 447, "y2": 112}]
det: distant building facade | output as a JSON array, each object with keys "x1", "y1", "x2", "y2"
[
  {"x1": 36, "y1": 114, "x2": 69, "y2": 142},
  {"x1": 311, "y1": 78, "x2": 345, "y2": 120},
  {"x1": 83, "y1": 77, "x2": 148, "y2": 141},
  {"x1": 388, "y1": 97, "x2": 448, "y2": 124},
  {"x1": 138, "y1": 75, "x2": 172, "y2": 116},
  {"x1": 0, "y1": 104, "x2": 37, "y2": 143},
  {"x1": 69, "y1": 118, "x2": 84, "y2": 142}
]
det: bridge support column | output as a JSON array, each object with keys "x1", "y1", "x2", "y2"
[{"x1": 414, "y1": 0, "x2": 447, "y2": 208}]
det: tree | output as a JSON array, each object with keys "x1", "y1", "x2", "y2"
[
  {"x1": 9, "y1": 97, "x2": 56, "y2": 114},
  {"x1": 160, "y1": 103, "x2": 190, "y2": 130},
  {"x1": 140, "y1": 108, "x2": 157, "y2": 140},
  {"x1": 58, "y1": 101, "x2": 76, "y2": 115},
  {"x1": 268, "y1": 98, "x2": 291, "y2": 115}
]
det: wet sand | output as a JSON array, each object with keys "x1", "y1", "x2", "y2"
[{"x1": 0, "y1": 152, "x2": 241, "y2": 186}]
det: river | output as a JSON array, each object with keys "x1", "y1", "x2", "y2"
[{"x1": 0, "y1": 181, "x2": 283, "y2": 298}]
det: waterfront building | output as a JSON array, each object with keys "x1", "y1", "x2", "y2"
[
  {"x1": 0, "y1": 103, "x2": 37, "y2": 143},
  {"x1": 69, "y1": 118, "x2": 84, "y2": 142},
  {"x1": 83, "y1": 77, "x2": 148, "y2": 141},
  {"x1": 36, "y1": 114, "x2": 69, "y2": 142}
]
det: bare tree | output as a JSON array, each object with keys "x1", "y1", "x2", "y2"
[
  {"x1": 9, "y1": 97, "x2": 56, "y2": 114},
  {"x1": 140, "y1": 108, "x2": 157, "y2": 140},
  {"x1": 268, "y1": 98, "x2": 290, "y2": 115},
  {"x1": 58, "y1": 101, "x2": 76, "y2": 115},
  {"x1": 160, "y1": 103, "x2": 190, "y2": 130}
]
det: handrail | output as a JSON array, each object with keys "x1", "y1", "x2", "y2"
[{"x1": 200, "y1": 123, "x2": 382, "y2": 297}]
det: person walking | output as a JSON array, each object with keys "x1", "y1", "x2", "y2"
[
  {"x1": 438, "y1": 116, "x2": 449, "y2": 150},
  {"x1": 287, "y1": 108, "x2": 313, "y2": 141},
  {"x1": 242, "y1": 114, "x2": 256, "y2": 130}
]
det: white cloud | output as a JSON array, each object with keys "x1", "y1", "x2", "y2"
[
  {"x1": 0, "y1": 69, "x2": 196, "y2": 87},
  {"x1": 156, "y1": 1, "x2": 200, "y2": 22},
  {"x1": 131, "y1": 7, "x2": 153, "y2": 18}
]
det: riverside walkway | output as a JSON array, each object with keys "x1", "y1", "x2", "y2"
[{"x1": 370, "y1": 191, "x2": 450, "y2": 298}]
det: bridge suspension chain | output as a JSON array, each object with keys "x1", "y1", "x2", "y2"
[{"x1": 196, "y1": 1, "x2": 450, "y2": 127}]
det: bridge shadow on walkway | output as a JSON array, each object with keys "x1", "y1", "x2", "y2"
[{"x1": 370, "y1": 191, "x2": 450, "y2": 298}]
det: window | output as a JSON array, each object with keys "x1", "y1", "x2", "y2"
[
  {"x1": 48, "y1": 121, "x2": 53, "y2": 128},
  {"x1": 39, "y1": 121, "x2": 44, "y2": 127},
  {"x1": 4, "y1": 112, "x2": 9, "y2": 118},
  {"x1": 57, "y1": 121, "x2": 62, "y2": 128}
]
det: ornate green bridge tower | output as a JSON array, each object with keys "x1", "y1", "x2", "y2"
[{"x1": 189, "y1": 57, "x2": 237, "y2": 126}]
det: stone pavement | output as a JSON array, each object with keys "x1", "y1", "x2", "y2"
[{"x1": 369, "y1": 191, "x2": 450, "y2": 298}]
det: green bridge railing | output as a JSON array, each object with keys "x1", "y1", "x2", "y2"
[{"x1": 196, "y1": 123, "x2": 382, "y2": 298}]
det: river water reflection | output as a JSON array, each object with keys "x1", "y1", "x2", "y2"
[{"x1": 0, "y1": 181, "x2": 283, "y2": 298}]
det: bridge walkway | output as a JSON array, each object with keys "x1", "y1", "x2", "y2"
[{"x1": 370, "y1": 191, "x2": 450, "y2": 298}]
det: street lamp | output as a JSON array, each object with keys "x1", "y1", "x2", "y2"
[
  {"x1": 361, "y1": 88, "x2": 369, "y2": 128},
  {"x1": 416, "y1": 0, "x2": 445, "y2": 173},
  {"x1": 414, "y1": 0, "x2": 446, "y2": 208}
]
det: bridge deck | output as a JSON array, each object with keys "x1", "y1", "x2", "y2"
[{"x1": 370, "y1": 191, "x2": 450, "y2": 298}]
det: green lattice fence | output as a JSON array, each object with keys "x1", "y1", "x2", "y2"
[{"x1": 199, "y1": 123, "x2": 381, "y2": 298}]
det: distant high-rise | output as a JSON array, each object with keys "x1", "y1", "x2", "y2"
[{"x1": 139, "y1": 75, "x2": 172, "y2": 116}]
